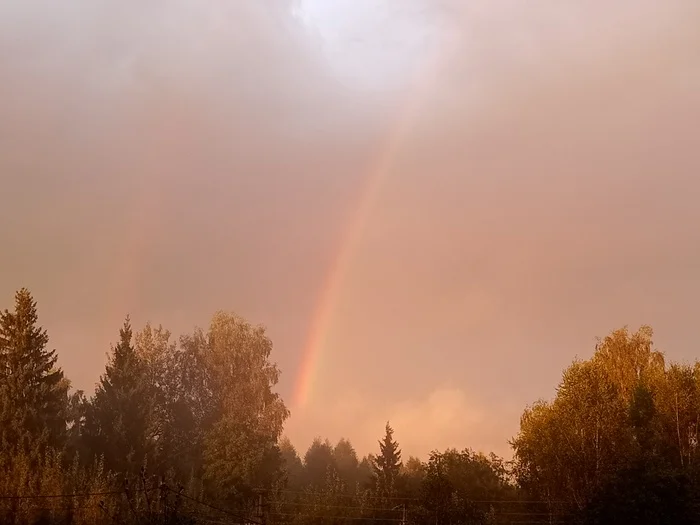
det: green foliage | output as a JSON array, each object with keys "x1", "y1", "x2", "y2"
[
  {"x1": 0, "y1": 289, "x2": 69, "y2": 458},
  {"x1": 333, "y1": 438, "x2": 360, "y2": 492},
  {"x1": 583, "y1": 460, "x2": 695, "y2": 525},
  {"x1": 0, "y1": 290, "x2": 292, "y2": 524},
  {"x1": 419, "y1": 449, "x2": 515, "y2": 525},
  {"x1": 372, "y1": 422, "x2": 402, "y2": 499},
  {"x1": 0, "y1": 447, "x2": 119, "y2": 525},
  {"x1": 397, "y1": 456, "x2": 425, "y2": 498},
  {"x1": 357, "y1": 455, "x2": 375, "y2": 491},
  {"x1": 280, "y1": 436, "x2": 304, "y2": 490},
  {"x1": 269, "y1": 442, "x2": 513, "y2": 525},
  {"x1": 303, "y1": 438, "x2": 336, "y2": 489},
  {"x1": 9, "y1": 288, "x2": 700, "y2": 524},
  {"x1": 133, "y1": 322, "x2": 183, "y2": 474},
  {"x1": 83, "y1": 316, "x2": 153, "y2": 475},
  {"x1": 512, "y1": 325, "x2": 700, "y2": 522},
  {"x1": 197, "y1": 312, "x2": 289, "y2": 502}
]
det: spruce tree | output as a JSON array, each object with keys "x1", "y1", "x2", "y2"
[
  {"x1": 303, "y1": 438, "x2": 337, "y2": 488},
  {"x1": 84, "y1": 316, "x2": 153, "y2": 474},
  {"x1": 0, "y1": 288, "x2": 68, "y2": 455},
  {"x1": 373, "y1": 422, "x2": 402, "y2": 499},
  {"x1": 333, "y1": 438, "x2": 360, "y2": 493}
]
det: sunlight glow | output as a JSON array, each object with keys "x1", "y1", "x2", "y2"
[{"x1": 291, "y1": 0, "x2": 445, "y2": 92}]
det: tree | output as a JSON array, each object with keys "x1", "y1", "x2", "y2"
[
  {"x1": 279, "y1": 436, "x2": 304, "y2": 490},
  {"x1": 511, "y1": 360, "x2": 631, "y2": 513},
  {"x1": 357, "y1": 455, "x2": 375, "y2": 491},
  {"x1": 65, "y1": 389, "x2": 88, "y2": 459},
  {"x1": 373, "y1": 422, "x2": 402, "y2": 499},
  {"x1": 397, "y1": 456, "x2": 425, "y2": 499},
  {"x1": 592, "y1": 325, "x2": 665, "y2": 402},
  {"x1": 133, "y1": 323, "x2": 187, "y2": 476},
  {"x1": 196, "y1": 312, "x2": 289, "y2": 503},
  {"x1": 333, "y1": 438, "x2": 360, "y2": 492},
  {"x1": 421, "y1": 449, "x2": 511, "y2": 525},
  {"x1": 583, "y1": 461, "x2": 694, "y2": 525},
  {"x1": 655, "y1": 363, "x2": 700, "y2": 469},
  {"x1": 83, "y1": 316, "x2": 153, "y2": 474},
  {"x1": 510, "y1": 325, "x2": 700, "y2": 522},
  {"x1": 0, "y1": 288, "x2": 68, "y2": 456},
  {"x1": 303, "y1": 438, "x2": 336, "y2": 489}
]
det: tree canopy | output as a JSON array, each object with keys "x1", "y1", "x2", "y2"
[{"x1": 3, "y1": 290, "x2": 700, "y2": 524}]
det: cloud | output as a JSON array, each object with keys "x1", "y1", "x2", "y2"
[
  {"x1": 386, "y1": 388, "x2": 489, "y2": 457},
  {"x1": 285, "y1": 386, "x2": 515, "y2": 460},
  {"x1": 2, "y1": 0, "x2": 699, "y2": 459}
]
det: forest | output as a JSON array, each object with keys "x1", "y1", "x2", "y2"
[{"x1": 2, "y1": 287, "x2": 700, "y2": 524}]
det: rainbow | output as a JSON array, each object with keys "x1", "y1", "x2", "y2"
[
  {"x1": 103, "y1": 22, "x2": 455, "y2": 408},
  {"x1": 292, "y1": 41, "x2": 451, "y2": 410},
  {"x1": 104, "y1": 93, "x2": 179, "y2": 334}
]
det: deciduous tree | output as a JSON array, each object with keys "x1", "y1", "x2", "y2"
[{"x1": 196, "y1": 312, "x2": 289, "y2": 502}]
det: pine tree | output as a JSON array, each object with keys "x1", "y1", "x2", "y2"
[
  {"x1": 83, "y1": 316, "x2": 153, "y2": 474},
  {"x1": 0, "y1": 288, "x2": 68, "y2": 456},
  {"x1": 373, "y1": 422, "x2": 402, "y2": 499}
]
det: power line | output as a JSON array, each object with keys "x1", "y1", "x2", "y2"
[
  {"x1": 0, "y1": 489, "x2": 123, "y2": 500},
  {"x1": 0, "y1": 485, "x2": 163, "y2": 501},
  {"x1": 271, "y1": 489, "x2": 420, "y2": 502},
  {"x1": 270, "y1": 511, "x2": 405, "y2": 522},
  {"x1": 0, "y1": 485, "x2": 260, "y2": 524},
  {"x1": 270, "y1": 489, "x2": 562, "y2": 506},
  {"x1": 0, "y1": 485, "x2": 566, "y2": 525},
  {"x1": 166, "y1": 487, "x2": 262, "y2": 525},
  {"x1": 274, "y1": 500, "x2": 407, "y2": 512},
  {"x1": 269, "y1": 511, "x2": 561, "y2": 523}
]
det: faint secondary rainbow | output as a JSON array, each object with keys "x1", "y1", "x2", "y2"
[
  {"x1": 104, "y1": 93, "x2": 184, "y2": 335},
  {"x1": 292, "y1": 40, "x2": 452, "y2": 410}
]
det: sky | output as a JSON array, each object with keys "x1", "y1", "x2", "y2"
[{"x1": 1, "y1": 0, "x2": 699, "y2": 460}]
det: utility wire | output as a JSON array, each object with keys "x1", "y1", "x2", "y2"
[
  {"x1": 166, "y1": 487, "x2": 262, "y2": 525},
  {"x1": 0, "y1": 489, "x2": 125, "y2": 500},
  {"x1": 269, "y1": 510, "x2": 560, "y2": 522},
  {"x1": 269, "y1": 489, "x2": 563, "y2": 506},
  {"x1": 270, "y1": 489, "x2": 420, "y2": 502},
  {"x1": 270, "y1": 511, "x2": 406, "y2": 522},
  {"x1": 274, "y1": 500, "x2": 407, "y2": 512}
]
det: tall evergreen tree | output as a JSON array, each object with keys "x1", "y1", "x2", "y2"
[
  {"x1": 333, "y1": 438, "x2": 360, "y2": 492},
  {"x1": 83, "y1": 316, "x2": 153, "y2": 474},
  {"x1": 280, "y1": 436, "x2": 304, "y2": 490},
  {"x1": 373, "y1": 422, "x2": 402, "y2": 499},
  {"x1": 0, "y1": 288, "x2": 68, "y2": 455},
  {"x1": 303, "y1": 438, "x2": 336, "y2": 488},
  {"x1": 358, "y1": 455, "x2": 375, "y2": 490},
  {"x1": 65, "y1": 389, "x2": 88, "y2": 459}
]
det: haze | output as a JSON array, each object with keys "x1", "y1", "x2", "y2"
[{"x1": 1, "y1": 0, "x2": 699, "y2": 460}]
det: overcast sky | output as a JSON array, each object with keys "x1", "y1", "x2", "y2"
[{"x1": 1, "y1": 0, "x2": 699, "y2": 459}]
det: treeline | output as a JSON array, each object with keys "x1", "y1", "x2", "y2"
[
  {"x1": 0, "y1": 288, "x2": 287, "y2": 524},
  {"x1": 2, "y1": 288, "x2": 700, "y2": 524}
]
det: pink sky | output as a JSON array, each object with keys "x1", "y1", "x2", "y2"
[{"x1": 1, "y1": 0, "x2": 699, "y2": 459}]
